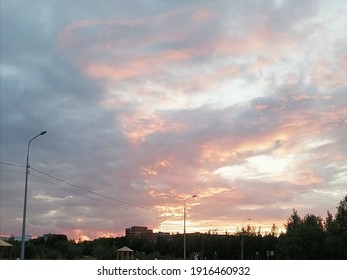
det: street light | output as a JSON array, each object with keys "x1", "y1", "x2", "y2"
[
  {"x1": 241, "y1": 218, "x2": 251, "y2": 260},
  {"x1": 20, "y1": 131, "x2": 47, "y2": 260},
  {"x1": 183, "y1": 194, "x2": 197, "y2": 260}
]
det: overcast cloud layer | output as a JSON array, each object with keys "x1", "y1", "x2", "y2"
[{"x1": 1, "y1": 0, "x2": 347, "y2": 240}]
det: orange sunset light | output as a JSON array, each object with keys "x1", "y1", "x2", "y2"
[{"x1": 1, "y1": 0, "x2": 346, "y2": 242}]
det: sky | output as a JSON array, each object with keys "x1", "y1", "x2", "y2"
[{"x1": 1, "y1": 0, "x2": 346, "y2": 241}]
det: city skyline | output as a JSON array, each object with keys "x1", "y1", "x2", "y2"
[{"x1": 1, "y1": 0, "x2": 346, "y2": 241}]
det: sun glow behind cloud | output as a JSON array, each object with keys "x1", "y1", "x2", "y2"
[{"x1": 1, "y1": 0, "x2": 347, "y2": 240}]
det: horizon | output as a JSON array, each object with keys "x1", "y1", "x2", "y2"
[
  {"x1": 1, "y1": 0, "x2": 346, "y2": 241},
  {"x1": 1, "y1": 222, "x2": 283, "y2": 242}
]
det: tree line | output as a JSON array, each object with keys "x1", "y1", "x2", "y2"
[{"x1": 2, "y1": 195, "x2": 346, "y2": 260}]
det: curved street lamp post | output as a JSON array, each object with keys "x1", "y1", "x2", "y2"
[{"x1": 20, "y1": 131, "x2": 47, "y2": 260}]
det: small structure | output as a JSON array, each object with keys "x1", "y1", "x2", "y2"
[
  {"x1": 0, "y1": 239, "x2": 13, "y2": 259},
  {"x1": 117, "y1": 246, "x2": 134, "y2": 260}
]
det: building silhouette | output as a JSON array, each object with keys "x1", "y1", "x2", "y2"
[{"x1": 125, "y1": 226, "x2": 153, "y2": 237}]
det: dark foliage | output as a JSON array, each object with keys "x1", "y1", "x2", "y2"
[{"x1": 4, "y1": 196, "x2": 346, "y2": 260}]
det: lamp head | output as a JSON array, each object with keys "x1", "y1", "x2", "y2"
[{"x1": 40, "y1": 131, "x2": 47, "y2": 135}]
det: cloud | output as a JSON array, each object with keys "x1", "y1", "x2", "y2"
[{"x1": 1, "y1": 0, "x2": 347, "y2": 240}]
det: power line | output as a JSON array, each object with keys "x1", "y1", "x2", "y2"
[
  {"x1": 1, "y1": 161, "x2": 157, "y2": 214},
  {"x1": 29, "y1": 173, "x2": 157, "y2": 225},
  {"x1": 30, "y1": 166, "x2": 156, "y2": 212},
  {"x1": 30, "y1": 173, "x2": 156, "y2": 216},
  {"x1": 0, "y1": 169, "x2": 25, "y2": 174},
  {"x1": 0, "y1": 161, "x2": 25, "y2": 168},
  {"x1": 31, "y1": 173, "x2": 109, "y2": 203}
]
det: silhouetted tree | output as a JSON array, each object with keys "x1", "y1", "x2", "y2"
[
  {"x1": 325, "y1": 195, "x2": 347, "y2": 259},
  {"x1": 335, "y1": 195, "x2": 347, "y2": 233},
  {"x1": 13, "y1": 196, "x2": 347, "y2": 260},
  {"x1": 277, "y1": 210, "x2": 326, "y2": 259}
]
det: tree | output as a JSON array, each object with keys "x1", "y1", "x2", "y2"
[
  {"x1": 335, "y1": 195, "x2": 347, "y2": 233},
  {"x1": 324, "y1": 211, "x2": 336, "y2": 234},
  {"x1": 301, "y1": 214, "x2": 326, "y2": 259},
  {"x1": 277, "y1": 210, "x2": 326, "y2": 259},
  {"x1": 286, "y1": 209, "x2": 301, "y2": 233},
  {"x1": 325, "y1": 195, "x2": 347, "y2": 259}
]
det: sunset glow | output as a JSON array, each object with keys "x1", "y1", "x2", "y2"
[{"x1": 1, "y1": 0, "x2": 346, "y2": 241}]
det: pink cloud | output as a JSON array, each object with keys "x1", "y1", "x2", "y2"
[
  {"x1": 311, "y1": 58, "x2": 347, "y2": 90},
  {"x1": 82, "y1": 46, "x2": 194, "y2": 81},
  {"x1": 52, "y1": 2, "x2": 347, "y2": 239},
  {"x1": 121, "y1": 113, "x2": 184, "y2": 143},
  {"x1": 192, "y1": 8, "x2": 216, "y2": 22},
  {"x1": 84, "y1": 60, "x2": 152, "y2": 80}
]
